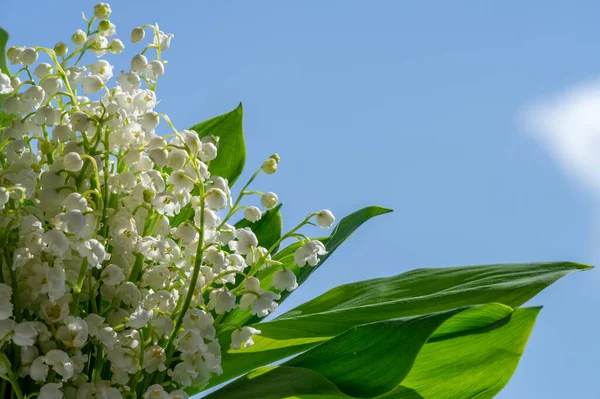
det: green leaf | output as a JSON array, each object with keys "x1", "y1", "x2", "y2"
[
  {"x1": 203, "y1": 305, "x2": 538, "y2": 399},
  {"x1": 0, "y1": 27, "x2": 9, "y2": 76},
  {"x1": 190, "y1": 103, "x2": 245, "y2": 186},
  {"x1": 284, "y1": 308, "x2": 468, "y2": 397},
  {"x1": 0, "y1": 27, "x2": 10, "y2": 109},
  {"x1": 205, "y1": 261, "x2": 588, "y2": 390},
  {"x1": 380, "y1": 307, "x2": 541, "y2": 398},
  {"x1": 203, "y1": 366, "x2": 349, "y2": 399},
  {"x1": 234, "y1": 203, "x2": 283, "y2": 251},
  {"x1": 218, "y1": 206, "x2": 392, "y2": 328}
]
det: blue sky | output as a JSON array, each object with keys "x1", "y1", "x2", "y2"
[{"x1": 4, "y1": 1, "x2": 599, "y2": 397}]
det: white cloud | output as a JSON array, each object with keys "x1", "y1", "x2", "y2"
[{"x1": 523, "y1": 79, "x2": 600, "y2": 196}]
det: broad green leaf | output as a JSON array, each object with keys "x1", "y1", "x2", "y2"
[
  {"x1": 218, "y1": 206, "x2": 392, "y2": 328},
  {"x1": 278, "y1": 261, "x2": 590, "y2": 321},
  {"x1": 190, "y1": 103, "x2": 245, "y2": 186},
  {"x1": 203, "y1": 305, "x2": 536, "y2": 399},
  {"x1": 285, "y1": 308, "x2": 469, "y2": 397},
  {"x1": 234, "y1": 203, "x2": 283, "y2": 251},
  {"x1": 0, "y1": 28, "x2": 9, "y2": 76},
  {"x1": 205, "y1": 261, "x2": 588, "y2": 389},
  {"x1": 380, "y1": 307, "x2": 541, "y2": 399}
]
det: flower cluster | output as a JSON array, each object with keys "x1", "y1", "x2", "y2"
[{"x1": 0, "y1": 4, "x2": 334, "y2": 399}]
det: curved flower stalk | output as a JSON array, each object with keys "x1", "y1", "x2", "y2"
[{"x1": 0, "y1": 3, "x2": 340, "y2": 398}]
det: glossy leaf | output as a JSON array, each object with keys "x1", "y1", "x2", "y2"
[
  {"x1": 190, "y1": 103, "x2": 245, "y2": 186},
  {"x1": 203, "y1": 305, "x2": 538, "y2": 399},
  {"x1": 0, "y1": 27, "x2": 9, "y2": 76},
  {"x1": 205, "y1": 261, "x2": 588, "y2": 389},
  {"x1": 380, "y1": 307, "x2": 541, "y2": 398},
  {"x1": 0, "y1": 27, "x2": 10, "y2": 109}
]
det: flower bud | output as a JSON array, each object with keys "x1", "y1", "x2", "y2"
[
  {"x1": 131, "y1": 27, "x2": 145, "y2": 44},
  {"x1": 53, "y1": 42, "x2": 68, "y2": 57},
  {"x1": 108, "y1": 39, "x2": 124, "y2": 54},
  {"x1": 72, "y1": 29, "x2": 87, "y2": 46},
  {"x1": 63, "y1": 152, "x2": 83, "y2": 172},
  {"x1": 39, "y1": 140, "x2": 54, "y2": 155},
  {"x1": 269, "y1": 153, "x2": 280, "y2": 163},
  {"x1": 143, "y1": 189, "x2": 156, "y2": 203},
  {"x1": 98, "y1": 19, "x2": 111, "y2": 32},
  {"x1": 93, "y1": 3, "x2": 112, "y2": 19},
  {"x1": 6, "y1": 46, "x2": 20, "y2": 62},
  {"x1": 261, "y1": 158, "x2": 278, "y2": 174},
  {"x1": 261, "y1": 192, "x2": 278, "y2": 209}
]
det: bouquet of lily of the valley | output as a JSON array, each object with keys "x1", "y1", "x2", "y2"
[{"x1": 0, "y1": 4, "x2": 590, "y2": 399}]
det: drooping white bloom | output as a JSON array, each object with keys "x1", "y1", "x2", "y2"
[
  {"x1": 229, "y1": 228, "x2": 258, "y2": 255},
  {"x1": 128, "y1": 305, "x2": 152, "y2": 328},
  {"x1": 56, "y1": 210, "x2": 87, "y2": 236},
  {"x1": 81, "y1": 75, "x2": 104, "y2": 94},
  {"x1": 182, "y1": 309, "x2": 215, "y2": 340},
  {"x1": 44, "y1": 349, "x2": 75, "y2": 380},
  {"x1": 244, "y1": 206, "x2": 262, "y2": 222},
  {"x1": 130, "y1": 54, "x2": 148, "y2": 73},
  {"x1": 175, "y1": 329, "x2": 206, "y2": 354},
  {"x1": 146, "y1": 60, "x2": 164, "y2": 79},
  {"x1": 101, "y1": 264, "x2": 126, "y2": 285},
  {"x1": 250, "y1": 291, "x2": 280, "y2": 317},
  {"x1": 56, "y1": 316, "x2": 88, "y2": 348},
  {"x1": 22, "y1": 85, "x2": 45, "y2": 109},
  {"x1": 43, "y1": 264, "x2": 67, "y2": 303},
  {"x1": 19, "y1": 48, "x2": 39, "y2": 65},
  {"x1": 168, "y1": 361, "x2": 197, "y2": 387},
  {"x1": 199, "y1": 142, "x2": 217, "y2": 162},
  {"x1": 39, "y1": 383, "x2": 63, "y2": 399},
  {"x1": 207, "y1": 289, "x2": 236, "y2": 314},
  {"x1": 152, "y1": 191, "x2": 181, "y2": 216},
  {"x1": 0, "y1": 73, "x2": 13, "y2": 94},
  {"x1": 78, "y1": 239, "x2": 109, "y2": 268},
  {"x1": 272, "y1": 269, "x2": 298, "y2": 291},
  {"x1": 316, "y1": 209, "x2": 335, "y2": 228},
  {"x1": 13, "y1": 321, "x2": 38, "y2": 346},
  {"x1": 30, "y1": 356, "x2": 49, "y2": 382},
  {"x1": 63, "y1": 152, "x2": 84, "y2": 172},
  {"x1": 143, "y1": 346, "x2": 167, "y2": 372},
  {"x1": 230, "y1": 327, "x2": 261, "y2": 350},
  {"x1": 91, "y1": 59, "x2": 114, "y2": 82},
  {"x1": 154, "y1": 29, "x2": 174, "y2": 51},
  {"x1": 70, "y1": 111, "x2": 90, "y2": 131},
  {"x1": 205, "y1": 188, "x2": 228, "y2": 210},
  {"x1": 169, "y1": 390, "x2": 189, "y2": 399},
  {"x1": 294, "y1": 240, "x2": 327, "y2": 267},
  {"x1": 143, "y1": 384, "x2": 168, "y2": 399}
]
